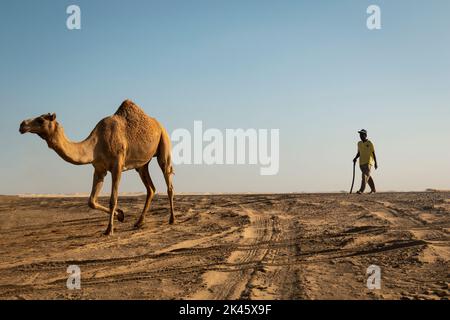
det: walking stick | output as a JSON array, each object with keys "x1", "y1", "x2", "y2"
[{"x1": 349, "y1": 161, "x2": 356, "y2": 194}]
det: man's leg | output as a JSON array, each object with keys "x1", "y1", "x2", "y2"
[
  {"x1": 368, "y1": 176, "x2": 376, "y2": 193},
  {"x1": 358, "y1": 164, "x2": 370, "y2": 193}
]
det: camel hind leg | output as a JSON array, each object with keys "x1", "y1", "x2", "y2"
[
  {"x1": 134, "y1": 163, "x2": 156, "y2": 229},
  {"x1": 157, "y1": 136, "x2": 175, "y2": 224}
]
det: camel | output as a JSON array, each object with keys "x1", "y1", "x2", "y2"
[{"x1": 19, "y1": 99, "x2": 174, "y2": 235}]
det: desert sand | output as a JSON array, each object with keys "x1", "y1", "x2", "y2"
[{"x1": 0, "y1": 192, "x2": 448, "y2": 300}]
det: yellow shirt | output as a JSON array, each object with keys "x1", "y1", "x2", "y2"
[{"x1": 358, "y1": 140, "x2": 375, "y2": 165}]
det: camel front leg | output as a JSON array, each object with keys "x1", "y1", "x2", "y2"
[
  {"x1": 88, "y1": 170, "x2": 124, "y2": 222},
  {"x1": 104, "y1": 162, "x2": 123, "y2": 236}
]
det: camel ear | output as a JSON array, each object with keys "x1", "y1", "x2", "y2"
[{"x1": 48, "y1": 113, "x2": 56, "y2": 121}]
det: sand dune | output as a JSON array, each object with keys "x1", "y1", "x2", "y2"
[{"x1": 0, "y1": 192, "x2": 448, "y2": 300}]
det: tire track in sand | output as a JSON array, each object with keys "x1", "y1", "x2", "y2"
[{"x1": 189, "y1": 208, "x2": 275, "y2": 299}]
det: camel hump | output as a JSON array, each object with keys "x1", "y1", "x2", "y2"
[
  {"x1": 112, "y1": 99, "x2": 161, "y2": 141},
  {"x1": 114, "y1": 99, "x2": 145, "y2": 118}
]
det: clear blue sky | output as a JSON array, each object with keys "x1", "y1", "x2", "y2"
[{"x1": 1, "y1": 0, "x2": 450, "y2": 194}]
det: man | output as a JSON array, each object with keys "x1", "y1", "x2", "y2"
[{"x1": 353, "y1": 129, "x2": 378, "y2": 194}]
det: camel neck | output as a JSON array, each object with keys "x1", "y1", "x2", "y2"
[{"x1": 46, "y1": 124, "x2": 96, "y2": 165}]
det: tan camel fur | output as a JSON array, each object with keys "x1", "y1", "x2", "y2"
[{"x1": 19, "y1": 100, "x2": 174, "y2": 235}]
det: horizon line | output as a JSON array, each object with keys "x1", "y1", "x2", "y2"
[{"x1": 1, "y1": 189, "x2": 448, "y2": 198}]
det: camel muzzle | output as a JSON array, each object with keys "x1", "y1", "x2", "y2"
[{"x1": 19, "y1": 121, "x2": 30, "y2": 134}]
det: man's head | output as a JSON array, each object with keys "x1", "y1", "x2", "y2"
[
  {"x1": 358, "y1": 129, "x2": 368, "y2": 141},
  {"x1": 19, "y1": 113, "x2": 58, "y2": 139}
]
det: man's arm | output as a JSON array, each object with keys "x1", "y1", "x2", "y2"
[
  {"x1": 373, "y1": 151, "x2": 378, "y2": 169},
  {"x1": 353, "y1": 152, "x2": 360, "y2": 163}
]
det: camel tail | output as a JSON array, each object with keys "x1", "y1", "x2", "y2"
[
  {"x1": 167, "y1": 160, "x2": 175, "y2": 176},
  {"x1": 156, "y1": 121, "x2": 174, "y2": 176}
]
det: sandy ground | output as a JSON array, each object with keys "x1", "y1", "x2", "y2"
[{"x1": 0, "y1": 192, "x2": 448, "y2": 300}]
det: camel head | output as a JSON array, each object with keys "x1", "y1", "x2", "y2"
[{"x1": 19, "y1": 113, "x2": 57, "y2": 139}]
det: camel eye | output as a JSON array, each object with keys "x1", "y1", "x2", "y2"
[{"x1": 37, "y1": 118, "x2": 44, "y2": 124}]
